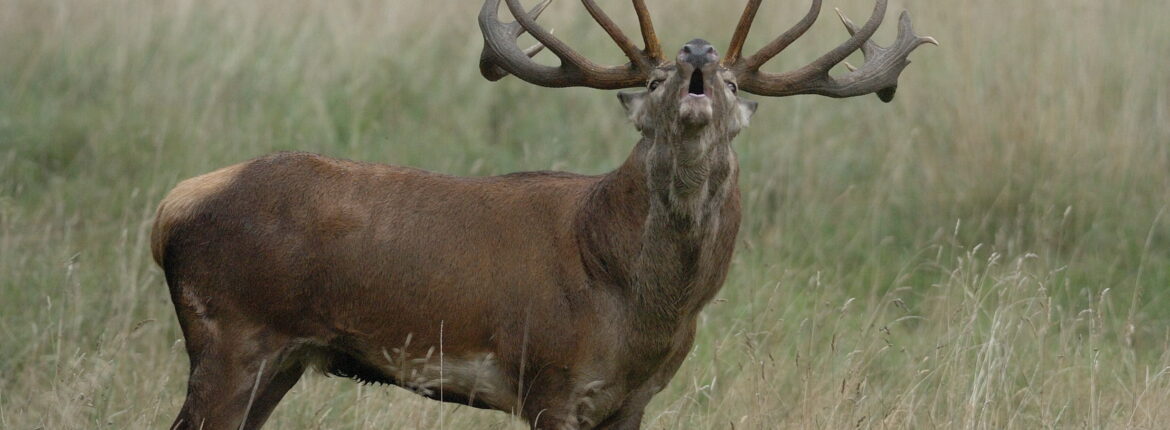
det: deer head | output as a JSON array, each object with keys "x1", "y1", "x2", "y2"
[
  {"x1": 617, "y1": 38, "x2": 758, "y2": 145},
  {"x1": 480, "y1": 0, "x2": 938, "y2": 138}
]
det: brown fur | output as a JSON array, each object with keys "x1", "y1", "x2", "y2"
[
  {"x1": 151, "y1": 163, "x2": 246, "y2": 265},
  {"x1": 155, "y1": 42, "x2": 751, "y2": 430}
]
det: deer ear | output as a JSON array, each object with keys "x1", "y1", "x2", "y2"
[
  {"x1": 736, "y1": 99, "x2": 758, "y2": 124},
  {"x1": 618, "y1": 91, "x2": 647, "y2": 119}
]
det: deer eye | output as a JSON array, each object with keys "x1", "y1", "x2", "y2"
[
  {"x1": 726, "y1": 82, "x2": 738, "y2": 93},
  {"x1": 648, "y1": 80, "x2": 664, "y2": 91}
]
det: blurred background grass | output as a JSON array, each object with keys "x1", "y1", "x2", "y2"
[{"x1": 1, "y1": 0, "x2": 1168, "y2": 428}]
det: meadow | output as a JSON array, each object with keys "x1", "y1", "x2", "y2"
[{"x1": 1, "y1": 0, "x2": 1168, "y2": 428}]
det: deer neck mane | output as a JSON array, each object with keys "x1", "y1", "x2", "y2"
[{"x1": 577, "y1": 128, "x2": 741, "y2": 328}]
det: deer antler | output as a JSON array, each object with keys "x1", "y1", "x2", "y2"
[
  {"x1": 724, "y1": 0, "x2": 937, "y2": 102},
  {"x1": 479, "y1": 0, "x2": 665, "y2": 89},
  {"x1": 479, "y1": 0, "x2": 553, "y2": 82}
]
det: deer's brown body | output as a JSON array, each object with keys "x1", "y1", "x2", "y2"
[
  {"x1": 155, "y1": 138, "x2": 738, "y2": 428},
  {"x1": 154, "y1": 1, "x2": 933, "y2": 429}
]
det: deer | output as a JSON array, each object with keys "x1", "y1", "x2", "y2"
[{"x1": 150, "y1": 0, "x2": 934, "y2": 429}]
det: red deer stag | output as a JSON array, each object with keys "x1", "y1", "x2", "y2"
[{"x1": 151, "y1": 0, "x2": 934, "y2": 428}]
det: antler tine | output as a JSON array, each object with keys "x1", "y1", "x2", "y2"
[
  {"x1": 841, "y1": 9, "x2": 938, "y2": 101},
  {"x1": 502, "y1": 0, "x2": 603, "y2": 76},
  {"x1": 582, "y1": 0, "x2": 650, "y2": 69},
  {"x1": 735, "y1": 0, "x2": 936, "y2": 101},
  {"x1": 790, "y1": 0, "x2": 886, "y2": 81},
  {"x1": 633, "y1": 0, "x2": 663, "y2": 62},
  {"x1": 723, "y1": 0, "x2": 762, "y2": 66},
  {"x1": 739, "y1": 0, "x2": 822, "y2": 70},
  {"x1": 838, "y1": 7, "x2": 938, "y2": 55},
  {"x1": 479, "y1": 0, "x2": 652, "y2": 89},
  {"x1": 480, "y1": 0, "x2": 553, "y2": 81}
]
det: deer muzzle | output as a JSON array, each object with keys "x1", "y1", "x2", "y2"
[
  {"x1": 677, "y1": 39, "x2": 719, "y2": 126},
  {"x1": 679, "y1": 39, "x2": 718, "y2": 70}
]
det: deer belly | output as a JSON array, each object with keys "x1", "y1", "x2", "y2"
[{"x1": 374, "y1": 351, "x2": 517, "y2": 411}]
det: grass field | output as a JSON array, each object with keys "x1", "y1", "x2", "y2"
[{"x1": 2, "y1": 0, "x2": 1168, "y2": 428}]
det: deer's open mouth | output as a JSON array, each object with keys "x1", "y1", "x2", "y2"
[
  {"x1": 687, "y1": 69, "x2": 706, "y2": 96},
  {"x1": 679, "y1": 68, "x2": 713, "y2": 126}
]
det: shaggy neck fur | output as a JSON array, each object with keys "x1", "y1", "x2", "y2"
[{"x1": 577, "y1": 125, "x2": 741, "y2": 331}]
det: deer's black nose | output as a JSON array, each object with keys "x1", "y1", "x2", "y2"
[{"x1": 679, "y1": 39, "x2": 718, "y2": 68}]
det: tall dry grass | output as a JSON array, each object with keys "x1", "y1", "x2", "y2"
[{"x1": 1, "y1": 0, "x2": 1168, "y2": 428}]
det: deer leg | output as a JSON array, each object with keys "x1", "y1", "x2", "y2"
[
  {"x1": 229, "y1": 362, "x2": 305, "y2": 430},
  {"x1": 170, "y1": 326, "x2": 304, "y2": 430},
  {"x1": 522, "y1": 398, "x2": 574, "y2": 430},
  {"x1": 591, "y1": 401, "x2": 647, "y2": 430},
  {"x1": 525, "y1": 399, "x2": 646, "y2": 430},
  {"x1": 592, "y1": 323, "x2": 697, "y2": 430}
]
